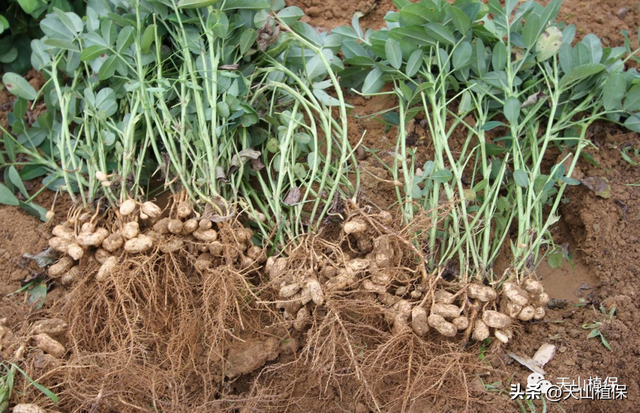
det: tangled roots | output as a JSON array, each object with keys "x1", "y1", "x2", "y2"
[{"x1": 54, "y1": 235, "x2": 269, "y2": 412}]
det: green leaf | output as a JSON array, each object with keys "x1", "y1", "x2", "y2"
[
  {"x1": 582, "y1": 34, "x2": 603, "y2": 64},
  {"x1": 362, "y1": 67, "x2": 385, "y2": 94},
  {"x1": 559, "y1": 43, "x2": 573, "y2": 74},
  {"x1": 624, "y1": 84, "x2": 640, "y2": 111},
  {"x1": 10, "y1": 362, "x2": 58, "y2": 403},
  {"x1": 0, "y1": 183, "x2": 19, "y2": 206},
  {"x1": 2, "y1": 73, "x2": 37, "y2": 100},
  {"x1": 305, "y1": 50, "x2": 330, "y2": 80},
  {"x1": 19, "y1": 165, "x2": 48, "y2": 180},
  {"x1": 513, "y1": 169, "x2": 529, "y2": 188},
  {"x1": 352, "y1": 11, "x2": 363, "y2": 39},
  {"x1": 277, "y1": 6, "x2": 304, "y2": 25},
  {"x1": 41, "y1": 15, "x2": 74, "y2": 39},
  {"x1": 399, "y1": 3, "x2": 434, "y2": 25},
  {"x1": 389, "y1": 27, "x2": 435, "y2": 46},
  {"x1": 332, "y1": 26, "x2": 360, "y2": 42},
  {"x1": 80, "y1": 45, "x2": 108, "y2": 61},
  {"x1": 116, "y1": 26, "x2": 135, "y2": 54},
  {"x1": 43, "y1": 38, "x2": 79, "y2": 52},
  {"x1": 222, "y1": 0, "x2": 269, "y2": 9},
  {"x1": 475, "y1": 38, "x2": 486, "y2": 76},
  {"x1": 341, "y1": 40, "x2": 369, "y2": 60},
  {"x1": 450, "y1": 6, "x2": 470, "y2": 34},
  {"x1": 405, "y1": 49, "x2": 423, "y2": 77},
  {"x1": 425, "y1": 22, "x2": 455, "y2": 46},
  {"x1": 53, "y1": 9, "x2": 83, "y2": 34},
  {"x1": 452, "y1": 41, "x2": 472, "y2": 69},
  {"x1": 560, "y1": 176, "x2": 581, "y2": 185},
  {"x1": 18, "y1": 0, "x2": 43, "y2": 14},
  {"x1": 8, "y1": 166, "x2": 28, "y2": 198},
  {"x1": 0, "y1": 15, "x2": 8, "y2": 35},
  {"x1": 522, "y1": 14, "x2": 541, "y2": 48},
  {"x1": 19, "y1": 201, "x2": 48, "y2": 222},
  {"x1": 431, "y1": 169, "x2": 453, "y2": 183},
  {"x1": 547, "y1": 252, "x2": 563, "y2": 269},
  {"x1": 240, "y1": 28, "x2": 257, "y2": 54},
  {"x1": 385, "y1": 38, "x2": 402, "y2": 69},
  {"x1": 480, "y1": 121, "x2": 507, "y2": 131},
  {"x1": 98, "y1": 55, "x2": 118, "y2": 80},
  {"x1": 0, "y1": 46, "x2": 17, "y2": 64},
  {"x1": 177, "y1": 0, "x2": 220, "y2": 8},
  {"x1": 291, "y1": 22, "x2": 322, "y2": 46},
  {"x1": 559, "y1": 63, "x2": 605, "y2": 87},
  {"x1": 95, "y1": 88, "x2": 117, "y2": 117},
  {"x1": 492, "y1": 42, "x2": 507, "y2": 71},
  {"x1": 624, "y1": 113, "x2": 640, "y2": 133},
  {"x1": 536, "y1": 26, "x2": 562, "y2": 62},
  {"x1": 586, "y1": 328, "x2": 600, "y2": 339},
  {"x1": 270, "y1": 0, "x2": 285, "y2": 11},
  {"x1": 313, "y1": 89, "x2": 351, "y2": 107},
  {"x1": 140, "y1": 24, "x2": 156, "y2": 54},
  {"x1": 504, "y1": 97, "x2": 521, "y2": 125},
  {"x1": 603, "y1": 73, "x2": 626, "y2": 111}
]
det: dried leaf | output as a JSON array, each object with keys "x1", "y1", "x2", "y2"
[
  {"x1": 23, "y1": 248, "x2": 59, "y2": 268},
  {"x1": 251, "y1": 157, "x2": 265, "y2": 171},
  {"x1": 216, "y1": 166, "x2": 227, "y2": 182},
  {"x1": 231, "y1": 148, "x2": 261, "y2": 167},
  {"x1": 521, "y1": 91, "x2": 547, "y2": 108},
  {"x1": 580, "y1": 176, "x2": 611, "y2": 199},
  {"x1": 284, "y1": 186, "x2": 301, "y2": 205}
]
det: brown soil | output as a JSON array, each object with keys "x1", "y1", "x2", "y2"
[{"x1": 2, "y1": 1, "x2": 640, "y2": 413}]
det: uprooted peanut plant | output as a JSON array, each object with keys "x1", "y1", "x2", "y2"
[{"x1": 2, "y1": 0, "x2": 640, "y2": 410}]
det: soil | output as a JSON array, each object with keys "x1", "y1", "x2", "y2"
[{"x1": 2, "y1": 1, "x2": 640, "y2": 412}]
